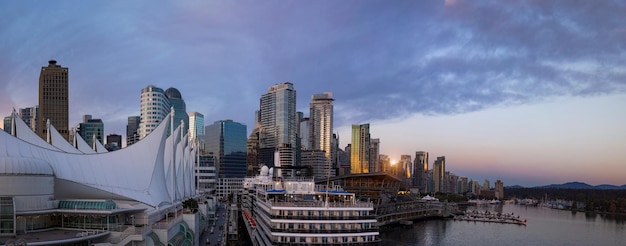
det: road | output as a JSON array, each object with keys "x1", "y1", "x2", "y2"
[{"x1": 200, "y1": 201, "x2": 228, "y2": 246}]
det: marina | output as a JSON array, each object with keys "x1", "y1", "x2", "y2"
[
  {"x1": 454, "y1": 210, "x2": 527, "y2": 225},
  {"x1": 381, "y1": 204, "x2": 626, "y2": 246}
]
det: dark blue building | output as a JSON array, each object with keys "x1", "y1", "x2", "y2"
[{"x1": 205, "y1": 120, "x2": 247, "y2": 178}]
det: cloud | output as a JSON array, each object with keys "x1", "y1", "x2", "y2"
[
  {"x1": 1, "y1": 0, "x2": 625, "y2": 134},
  {"x1": 324, "y1": 0, "x2": 626, "y2": 125}
]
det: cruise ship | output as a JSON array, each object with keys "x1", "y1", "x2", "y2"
[{"x1": 241, "y1": 166, "x2": 381, "y2": 245}]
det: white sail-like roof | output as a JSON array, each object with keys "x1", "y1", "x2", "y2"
[
  {"x1": 47, "y1": 122, "x2": 82, "y2": 154},
  {"x1": 93, "y1": 134, "x2": 109, "y2": 153},
  {"x1": 0, "y1": 112, "x2": 195, "y2": 207},
  {"x1": 11, "y1": 112, "x2": 61, "y2": 152},
  {"x1": 74, "y1": 131, "x2": 96, "y2": 154},
  {"x1": 175, "y1": 132, "x2": 185, "y2": 201}
]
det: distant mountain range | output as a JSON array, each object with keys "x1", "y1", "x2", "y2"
[{"x1": 507, "y1": 182, "x2": 626, "y2": 190}]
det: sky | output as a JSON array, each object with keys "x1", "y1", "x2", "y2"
[{"x1": 1, "y1": 0, "x2": 625, "y2": 187}]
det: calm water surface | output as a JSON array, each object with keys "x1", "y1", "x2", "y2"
[{"x1": 380, "y1": 204, "x2": 626, "y2": 246}]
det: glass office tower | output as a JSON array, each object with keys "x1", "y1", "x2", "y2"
[{"x1": 205, "y1": 120, "x2": 247, "y2": 178}]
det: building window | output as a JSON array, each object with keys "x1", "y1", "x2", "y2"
[{"x1": 0, "y1": 197, "x2": 14, "y2": 235}]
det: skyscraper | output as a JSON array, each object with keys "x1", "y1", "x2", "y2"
[
  {"x1": 76, "y1": 115, "x2": 104, "y2": 147},
  {"x1": 205, "y1": 120, "x2": 247, "y2": 178},
  {"x1": 165, "y1": 87, "x2": 188, "y2": 135},
  {"x1": 258, "y1": 82, "x2": 297, "y2": 168},
  {"x1": 308, "y1": 92, "x2": 335, "y2": 177},
  {"x1": 369, "y1": 138, "x2": 380, "y2": 172},
  {"x1": 38, "y1": 60, "x2": 69, "y2": 141},
  {"x1": 350, "y1": 124, "x2": 370, "y2": 174},
  {"x1": 188, "y1": 112, "x2": 204, "y2": 144},
  {"x1": 299, "y1": 117, "x2": 310, "y2": 150},
  {"x1": 433, "y1": 156, "x2": 446, "y2": 193},
  {"x1": 400, "y1": 154, "x2": 412, "y2": 179},
  {"x1": 415, "y1": 151, "x2": 429, "y2": 192},
  {"x1": 139, "y1": 85, "x2": 170, "y2": 139},
  {"x1": 126, "y1": 116, "x2": 140, "y2": 146},
  {"x1": 246, "y1": 110, "x2": 261, "y2": 175},
  {"x1": 19, "y1": 106, "x2": 38, "y2": 133}
]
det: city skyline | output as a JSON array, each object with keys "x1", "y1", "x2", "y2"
[{"x1": 1, "y1": 1, "x2": 625, "y2": 187}]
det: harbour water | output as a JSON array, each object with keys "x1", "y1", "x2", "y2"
[{"x1": 380, "y1": 204, "x2": 626, "y2": 246}]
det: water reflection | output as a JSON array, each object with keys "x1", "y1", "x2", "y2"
[
  {"x1": 584, "y1": 212, "x2": 597, "y2": 222},
  {"x1": 380, "y1": 204, "x2": 626, "y2": 246},
  {"x1": 600, "y1": 213, "x2": 626, "y2": 224}
]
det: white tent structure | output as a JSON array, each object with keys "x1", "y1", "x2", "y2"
[
  {"x1": 0, "y1": 110, "x2": 204, "y2": 245},
  {"x1": 1, "y1": 110, "x2": 197, "y2": 207},
  {"x1": 47, "y1": 120, "x2": 83, "y2": 154},
  {"x1": 73, "y1": 128, "x2": 97, "y2": 154}
]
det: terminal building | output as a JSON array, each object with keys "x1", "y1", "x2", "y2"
[{"x1": 0, "y1": 110, "x2": 211, "y2": 246}]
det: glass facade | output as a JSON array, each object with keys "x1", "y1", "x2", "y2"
[
  {"x1": 165, "y1": 87, "x2": 189, "y2": 136},
  {"x1": 77, "y1": 117, "x2": 104, "y2": 147},
  {"x1": 258, "y1": 82, "x2": 297, "y2": 167},
  {"x1": 0, "y1": 197, "x2": 14, "y2": 235},
  {"x1": 205, "y1": 120, "x2": 247, "y2": 178},
  {"x1": 58, "y1": 200, "x2": 116, "y2": 210},
  {"x1": 188, "y1": 112, "x2": 204, "y2": 143},
  {"x1": 351, "y1": 124, "x2": 370, "y2": 174}
]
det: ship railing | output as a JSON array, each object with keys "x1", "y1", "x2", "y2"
[
  {"x1": 271, "y1": 228, "x2": 379, "y2": 234},
  {"x1": 269, "y1": 201, "x2": 373, "y2": 208},
  {"x1": 269, "y1": 215, "x2": 377, "y2": 220}
]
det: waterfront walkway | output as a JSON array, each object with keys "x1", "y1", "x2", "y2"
[{"x1": 376, "y1": 201, "x2": 444, "y2": 226}]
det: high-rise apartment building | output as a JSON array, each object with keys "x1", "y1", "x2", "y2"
[
  {"x1": 309, "y1": 92, "x2": 335, "y2": 153},
  {"x1": 309, "y1": 92, "x2": 334, "y2": 173},
  {"x1": 18, "y1": 106, "x2": 38, "y2": 133},
  {"x1": 379, "y1": 154, "x2": 390, "y2": 173},
  {"x1": 205, "y1": 120, "x2": 247, "y2": 178},
  {"x1": 76, "y1": 115, "x2": 104, "y2": 147},
  {"x1": 139, "y1": 85, "x2": 170, "y2": 139},
  {"x1": 400, "y1": 154, "x2": 412, "y2": 179},
  {"x1": 331, "y1": 133, "x2": 339, "y2": 175},
  {"x1": 350, "y1": 124, "x2": 370, "y2": 174},
  {"x1": 188, "y1": 112, "x2": 204, "y2": 144},
  {"x1": 447, "y1": 172, "x2": 458, "y2": 194},
  {"x1": 494, "y1": 180, "x2": 504, "y2": 199},
  {"x1": 369, "y1": 138, "x2": 380, "y2": 172},
  {"x1": 126, "y1": 116, "x2": 140, "y2": 146},
  {"x1": 433, "y1": 156, "x2": 446, "y2": 193},
  {"x1": 470, "y1": 179, "x2": 481, "y2": 194},
  {"x1": 458, "y1": 176, "x2": 469, "y2": 194},
  {"x1": 299, "y1": 117, "x2": 310, "y2": 150},
  {"x1": 165, "y1": 87, "x2": 188, "y2": 135},
  {"x1": 258, "y1": 82, "x2": 297, "y2": 168},
  {"x1": 414, "y1": 151, "x2": 429, "y2": 192},
  {"x1": 38, "y1": 60, "x2": 69, "y2": 141},
  {"x1": 337, "y1": 144, "x2": 351, "y2": 176}
]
